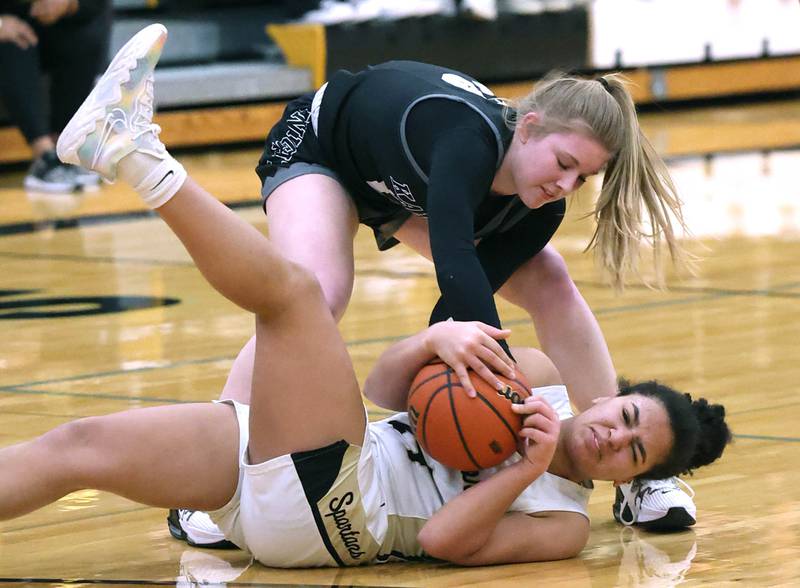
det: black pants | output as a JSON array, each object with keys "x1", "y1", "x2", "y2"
[{"x1": 0, "y1": 3, "x2": 111, "y2": 144}]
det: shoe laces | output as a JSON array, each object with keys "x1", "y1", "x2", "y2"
[
  {"x1": 131, "y1": 75, "x2": 162, "y2": 140},
  {"x1": 618, "y1": 477, "x2": 695, "y2": 526}
]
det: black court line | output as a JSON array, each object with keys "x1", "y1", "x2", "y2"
[
  {"x1": 0, "y1": 387, "x2": 196, "y2": 404},
  {"x1": 0, "y1": 249, "x2": 434, "y2": 279},
  {"x1": 733, "y1": 433, "x2": 800, "y2": 443},
  {"x1": 0, "y1": 281, "x2": 795, "y2": 401},
  {"x1": 0, "y1": 249, "x2": 196, "y2": 267},
  {"x1": 3, "y1": 203, "x2": 799, "y2": 289},
  {"x1": 0, "y1": 200, "x2": 259, "y2": 238}
]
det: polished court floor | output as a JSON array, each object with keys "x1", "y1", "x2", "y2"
[{"x1": 1, "y1": 99, "x2": 799, "y2": 586}]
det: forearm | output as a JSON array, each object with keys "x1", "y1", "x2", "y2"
[
  {"x1": 419, "y1": 459, "x2": 544, "y2": 559},
  {"x1": 363, "y1": 329, "x2": 436, "y2": 411}
]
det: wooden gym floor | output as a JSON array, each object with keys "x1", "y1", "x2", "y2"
[{"x1": 1, "y1": 98, "x2": 799, "y2": 586}]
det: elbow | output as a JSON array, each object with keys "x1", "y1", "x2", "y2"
[
  {"x1": 417, "y1": 525, "x2": 450, "y2": 561},
  {"x1": 363, "y1": 373, "x2": 405, "y2": 412},
  {"x1": 418, "y1": 526, "x2": 478, "y2": 564},
  {"x1": 556, "y1": 522, "x2": 590, "y2": 560}
]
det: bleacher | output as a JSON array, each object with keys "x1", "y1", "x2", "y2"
[{"x1": 2, "y1": 0, "x2": 800, "y2": 165}]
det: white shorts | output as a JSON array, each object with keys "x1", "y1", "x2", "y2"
[{"x1": 208, "y1": 400, "x2": 386, "y2": 568}]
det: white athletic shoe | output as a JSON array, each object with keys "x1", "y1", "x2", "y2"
[
  {"x1": 614, "y1": 477, "x2": 697, "y2": 531},
  {"x1": 56, "y1": 23, "x2": 168, "y2": 182},
  {"x1": 167, "y1": 508, "x2": 236, "y2": 550}
]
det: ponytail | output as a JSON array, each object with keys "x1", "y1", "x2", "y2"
[{"x1": 508, "y1": 73, "x2": 692, "y2": 288}]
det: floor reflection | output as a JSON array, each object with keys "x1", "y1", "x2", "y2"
[
  {"x1": 176, "y1": 548, "x2": 254, "y2": 587},
  {"x1": 616, "y1": 527, "x2": 697, "y2": 587}
]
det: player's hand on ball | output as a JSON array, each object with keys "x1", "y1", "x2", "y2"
[
  {"x1": 512, "y1": 396, "x2": 560, "y2": 472},
  {"x1": 424, "y1": 321, "x2": 515, "y2": 397}
]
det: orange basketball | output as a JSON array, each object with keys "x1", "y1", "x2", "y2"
[{"x1": 407, "y1": 360, "x2": 531, "y2": 471}]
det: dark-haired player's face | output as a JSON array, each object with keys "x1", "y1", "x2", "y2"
[
  {"x1": 510, "y1": 119, "x2": 609, "y2": 209},
  {"x1": 564, "y1": 394, "x2": 673, "y2": 483}
]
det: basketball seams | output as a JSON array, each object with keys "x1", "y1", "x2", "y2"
[
  {"x1": 408, "y1": 363, "x2": 452, "y2": 403},
  {"x1": 471, "y1": 389, "x2": 520, "y2": 441},
  {"x1": 446, "y1": 370, "x2": 483, "y2": 471},
  {"x1": 418, "y1": 383, "x2": 451, "y2": 454},
  {"x1": 408, "y1": 364, "x2": 529, "y2": 471}
]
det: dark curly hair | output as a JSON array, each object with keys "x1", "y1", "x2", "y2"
[{"x1": 618, "y1": 379, "x2": 732, "y2": 480}]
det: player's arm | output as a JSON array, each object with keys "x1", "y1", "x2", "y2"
[
  {"x1": 425, "y1": 508, "x2": 589, "y2": 565},
  {"x1": 425, "y1": 127, "x2": 502, "y2": 330},
  {"x1": 418, "y1": 395, "x2": 589, "y2": 564},
  {"x1": 363, "y1": 321, "x2": 513, "y2": 411},
  {"x1": 476, "y1": 199, "x2": 566, "y2": 290}
]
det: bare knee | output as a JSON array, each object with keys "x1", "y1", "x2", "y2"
[
  {"x1": 317, "y1": 276, "x2": 351, "y2": 321},
  {"x1": 510, "y1": 347, "x2": 563, "y2": 387},
  {"x1": 502, "y1": 248, "x2": 578, "y2": 312},
  {"x1": 268, "y1": 260, "x2": 329, "y2": 317},
  {"x1": 37, "y1": 417, "x2": 106, "y2": 488}
]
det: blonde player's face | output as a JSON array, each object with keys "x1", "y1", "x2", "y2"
[
  {"x1": 565, "y1": 394, "x2": 674, "y2": 484},
  {"x1": 510, "y1": 116, "x2": 610, "y2": 209}
]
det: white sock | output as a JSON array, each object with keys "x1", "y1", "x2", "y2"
[{"x1": 118, "y1": 151, "x2": 187, "y2": 209}]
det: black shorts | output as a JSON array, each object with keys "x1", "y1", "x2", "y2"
[{"x1": 255, "y1": 95, "x2": 411, "y2": 250}]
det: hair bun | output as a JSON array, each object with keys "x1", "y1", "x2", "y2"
[{"x1": 689, "y1": 397, "x2": 731, "y2": 470}]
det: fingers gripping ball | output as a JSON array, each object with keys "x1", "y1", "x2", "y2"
[{"x1": 407, "y1": 361, "x2": 531, "y2": 470}]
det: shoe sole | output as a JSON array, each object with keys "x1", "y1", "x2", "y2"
[
  {"x1": 166, "y1": 509, "x2": 238, "y2": 550},
  {"x1": 637, "y1": 507, "x2": 696, "y2": 532},
  {"x1": 56, "y1": 23, "x2": 167, "y2": 170}
]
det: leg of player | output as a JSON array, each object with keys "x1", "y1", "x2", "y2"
[
  {"x1": 56, "y1": 22, "x2": 367, "y2": 460},
  {"x1": 265, "y1": 173, "x2": 360, "y2": 322},
  {"x1": 497, "y1": 245, "x2": 618, "y2": 411}
]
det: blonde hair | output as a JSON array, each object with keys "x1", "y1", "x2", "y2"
[{"x1": 506, "y1": 72, "x2": 691, "y2": 289}]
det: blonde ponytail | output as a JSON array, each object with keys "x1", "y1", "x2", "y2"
[{"x1": 508, "y1": 72, "x2": 691, "y2": 288}]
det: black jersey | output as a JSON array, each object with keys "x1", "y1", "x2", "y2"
[{"x1": 318, "y1": 61, "x2": 565, "y2": 333}]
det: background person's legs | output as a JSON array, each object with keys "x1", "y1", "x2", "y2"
[
  {"x1": 44, "y1": 6, "x2": 112, "y2": 139},
  {"x1": 0, "y1": 33, "x2": 76, "y2": 191},
  {"x1": 43, "y1": 4, "x2": 112, "y2": 187}
]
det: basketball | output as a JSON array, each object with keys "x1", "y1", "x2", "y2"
[{"x1": 407, "y1": 360, "x2": 532, "y2": 471}]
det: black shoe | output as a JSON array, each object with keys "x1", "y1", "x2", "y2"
[
  {"x1": 167, "y1": 509, "x2": 238, "y2": 550},
  {"x1": 24, "y1": 150, "x2": 79, "y2": 193}
]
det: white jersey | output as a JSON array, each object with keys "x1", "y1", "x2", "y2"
[
  {"x1": 370, "y1": 385, "x2": 593, "y2": 562},
  {"x1": 210, "y1": 385, "x2": 592, "y2": 567}
]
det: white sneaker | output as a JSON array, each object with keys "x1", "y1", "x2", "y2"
[
  {"x1": 167, "y1": 509, "x2": 236, "y2": 549},
  {"x1": 614, "y1": 477, "x2": 697, "y2": 531},
  {"x1": 56, "y1": 23, "x2": 168, "y2": 182}
]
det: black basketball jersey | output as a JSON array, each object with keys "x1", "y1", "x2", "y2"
[{"x1": 318, "y1": 61, "x2": 565, "y2": 332}]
